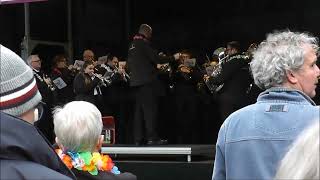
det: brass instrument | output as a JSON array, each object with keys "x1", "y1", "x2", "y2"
[
  {"x1": 93, "y1": 73, "x2": 111, "y2": 87},
  {"x1": 44, "y1": 74, "x2": 56, "y2": 91},
  {"x1": 177, "y1": 64, "x2": 193, "y2": 81},
  {"x1": 33, "y1": 71, "x2": 56, "y2": 91},
  {"x1": 114, "y1": 64, "x2": 130, "y2": 80},
  {"x1": 203, "y1": 48, "x2": 229, "y2": 93}
]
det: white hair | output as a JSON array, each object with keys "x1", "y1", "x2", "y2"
[
  {"x1": 250, "y1": 30, "x2": 319, "y2": 89},
  {"x1": 26, "y1": 54, "x2": 38, "y2": 66},
  {"x1": 53, "y1": 101, "x2": 103, "y2": 152},
  {"x1": 275, "y1": 120, "x2": 319, "y2": 180}
]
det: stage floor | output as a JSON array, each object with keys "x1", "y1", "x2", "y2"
[{"x1": 101, "y1": 144, "x2": 215, "y2": 162}]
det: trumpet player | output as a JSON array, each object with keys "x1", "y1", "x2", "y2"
[
  {"x1": 51, "y1": 54, "x2": 76, "y2": 105},
  {"x1": 99, "y1": 54, "x2": 132, "y2": 143},
  {"x1": 73, "y1": 61, "x2": 105, "y2": 111},
  {"x1": 172, "y1": 50, "x2": 202, "y2": 144}
]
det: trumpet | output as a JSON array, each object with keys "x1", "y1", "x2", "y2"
[
  {"x1": 92, "y1": 73, "x2": 111, "y2": 87},
  {"x1": 114, "y1": 65, "x2": 130, "y2": 80}
]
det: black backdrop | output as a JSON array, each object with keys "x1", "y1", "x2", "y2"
[{"x1": 1, "y1": 0, "x2": 320, "y2": 60}]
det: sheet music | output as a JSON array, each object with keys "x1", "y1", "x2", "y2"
[
  {"x1": 74, "y1": 60, "x2": 84, "y2": 69},
  {"x1": 205, "y1": 66, "x2": 215, "y2": 76},
  {"x1": 52, "y1": 77, "x2": 67, "y2": 89},
  {"x1": 184, "y1": 58, "x2": 196, "y2": 67}
]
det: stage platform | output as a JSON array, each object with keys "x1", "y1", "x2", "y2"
[{"x1": 101, "y1": 144, "x2": 215, "y2": 162}]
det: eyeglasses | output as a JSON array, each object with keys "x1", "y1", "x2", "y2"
[{"x1": 32, "y1": 59, "x2": 41, "y2": 63}]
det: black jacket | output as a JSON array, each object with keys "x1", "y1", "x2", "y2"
[
  {"x1": 127, "y1": 35, "x2": 175, "y2": 87},
  {"x1": 0, "y1": 112, "x2": 76, "y2": 180},
  {"x1": 33, "y1": 69, "x2": 55, "y2": 106},
  {"x1": 51, "y1": 67, "x2": 76, "y2": 105},
  {"x1": 72, "y1": 169, "x2": 137, "y2": 180},
  {"x1": 73, "y1": 72, "x2": 100, "y2": 104},
  {"x1": 208, "y1": 53, "x2": 252, "y2": 101}
]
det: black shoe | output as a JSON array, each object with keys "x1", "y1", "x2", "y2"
[{"x1": 146, "y1": 139, "x2": 168, "y2": 145}]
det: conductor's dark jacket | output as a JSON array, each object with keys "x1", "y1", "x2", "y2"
[{"x1": 127, "y1": 34, "x2": 175, "y2": 88}]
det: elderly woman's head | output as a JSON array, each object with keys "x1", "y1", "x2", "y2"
[
  {"x1": 251, "y1": 30, "x2": 320, "y2": 97},
  {"x1": 53, "y1": 101, "x2": 103, "y2": 152}
]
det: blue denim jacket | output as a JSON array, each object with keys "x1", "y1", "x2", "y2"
[{"x1": 212, "y1": 88, "x2": 319, "y2": 180}]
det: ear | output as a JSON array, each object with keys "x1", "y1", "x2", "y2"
[
  {"x1": 286, "y1": 70, "x2": 298, "y2": 84},
  {"x1": 94, "y1": 135, "x2": 103, "y2": 152}
]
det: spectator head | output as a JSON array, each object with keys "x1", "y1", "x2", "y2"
[
  {"x1": 138, "y1": 24, "x2": 152, "y2": 39},
  {"x1": 0, "y1": 45, "x2": 42, "y2": 124},
  {"x1": 275, "y1": 120, "x2": 319, "y2": 180},
  {"x1": 53, "y1": 101, "x2": 103, "y2": 152},
  {"x1": 250, "y1": 30, "x2": 320, "y2": 97}
]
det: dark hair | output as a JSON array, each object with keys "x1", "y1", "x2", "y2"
[
  {"x1": 227, "y1": 41, "x2": 241, "y2": 52},
  {"x1": 81, "y1": 61, "x2": 94, "y2": 86},
  {"x1": 52, "y1": 54, "x2": 66, "y2": 67}
]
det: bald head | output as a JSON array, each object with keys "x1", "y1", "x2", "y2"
[
  {"x1": 138, "y1": 24, "x2": 152, "y2": 39},
  {"x1": 83, "y1": 49, "x2": 95, "y2": 62}
]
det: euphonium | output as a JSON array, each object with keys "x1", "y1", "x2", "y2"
[{"x1": 204, "y1": 52, "x2": 229, "y2": 93}]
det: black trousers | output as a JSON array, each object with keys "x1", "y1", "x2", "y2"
[{"x1": 133, "y1": 82, "x2": 159, "y2": 142}]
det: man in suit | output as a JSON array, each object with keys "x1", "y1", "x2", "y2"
[{"x1": 127, "y1": 24, "x2": 180, "y2": 145}]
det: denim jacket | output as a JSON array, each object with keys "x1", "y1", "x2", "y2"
[{"x1": 212, "y1": 88, "x2": 319, "y2": 180}]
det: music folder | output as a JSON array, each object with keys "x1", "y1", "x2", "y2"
[
  {"x1": 184, "y1": 58, "x2": 196, "y2": 67},
  {"x1": 52, "y1": 77, "x2": 67, "y2": 89}
]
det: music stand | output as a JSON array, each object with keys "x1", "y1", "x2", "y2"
[{"x1": 102, "y1": 116, "x2": 115, "y2": 145}]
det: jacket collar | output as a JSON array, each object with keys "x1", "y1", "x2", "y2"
[{"x1": 257, "y1": 87, "x2": 316, "y2": 105}]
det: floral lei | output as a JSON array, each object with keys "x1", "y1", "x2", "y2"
[{"x1": 55, "y1": 149, "x2": 120, "y2": 176}]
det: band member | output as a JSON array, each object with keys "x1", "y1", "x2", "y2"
[
  {"x1": 172, "y1": 50, "x2": 202, "y2": 144},
  {"x1": 127, "y1": 24, "x2": 180, "y2": 145},
  {"x1": 27, "y1": 54, "x2": 56, "y2": 143},
  {"x1": 51, "y1": 54, "x2": 76, "y2": 105},
  {"x1": 27, "y1": 54, "x2": 56, "y2": 106},
  {"x1": 82, "y1": 49, "x2": 95, "y2": 62},
  {"x1": 73, "y1": 61, "x2": 103, "y2": 109},
  {"x1": 206, "y1": 41, "x2": 252, "y2": 121},
  {"x1": 100, "y1": 55, "x2": 132, "y2": 143}
]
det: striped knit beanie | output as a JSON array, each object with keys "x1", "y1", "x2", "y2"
[{"x1": 0, "y1": 45, "x2": 42, "y2": 116}]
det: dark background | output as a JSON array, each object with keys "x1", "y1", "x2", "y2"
[{"x1": 1, "y1": 0, "x2": 320, "y2": 62}]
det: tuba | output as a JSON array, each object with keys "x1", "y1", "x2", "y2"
[{"x1": 204, "y1": 47, "x2": 228, "y2": 93}]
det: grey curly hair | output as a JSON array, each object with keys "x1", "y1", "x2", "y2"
[{"x1": 250, "y1": 30, "x2": 319, "y2": 89}]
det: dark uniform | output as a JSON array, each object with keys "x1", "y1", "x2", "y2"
[
  {"x1": 208, "y1": 53, "x2": 252, "y2": 121},
  {"x1": 127, "y1": 34, "x2": 175, "y2": 144}
]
